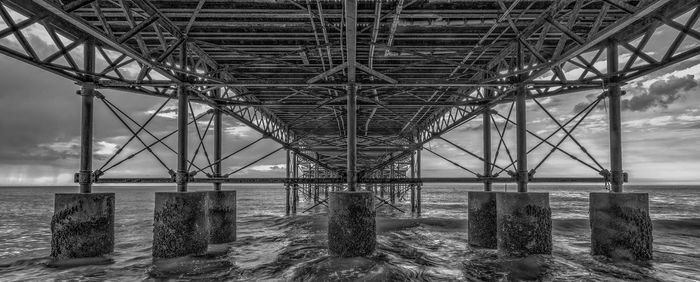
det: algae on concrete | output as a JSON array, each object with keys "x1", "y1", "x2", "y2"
[{"x1": 51, "y1": 193, "x2": 115, "y2": 259}]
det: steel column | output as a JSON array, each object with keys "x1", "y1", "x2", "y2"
[
  {"x1": 285, "y1": 149, "x2": 291, "y2": 215},
  {"x1": 292, "y1": 151, "x2": 298, "y2": 213},
  {"x1": 213, "y1": 85, "x2": 223, "y2": 191},
  {"x1": 390, "y1": 163, "x2": 395, "y2": 204},
  {"x1": 78, "y1": 39, "x2": 95, "y2": 194},
  {"x1": 176, "y1": 43, "x2": 189, "y2": 192},
  {"x1": 483, "y1": 87, "x2": 493, "y2": 192},
  {"x1": 345, "y1": 0, "x2": 358, "y2": 191},
  {"x1": 416, "y1": 149, "x2": 422, "y2": 216},
  {"x1": 410, "y1": 152, "x2": 415, "y2": 212},
  {"x1": 314, "y1": 153, "x2": 320, "y2": 203},
  {"x1": 516, "y1": 43, "x2": 528, "y2": 193},
  {"x1": 607, "y1": 40, "x2": 624, "y2": 192}
]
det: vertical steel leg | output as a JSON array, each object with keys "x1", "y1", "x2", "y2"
[
  {"x1": 417, "y1": 149, "x2": 422, "y2": 216},
  {"x1": 176, "y1": 43, "x2": 189, "y2": 192},
  {"x1": 285, "y1": 149, "x2": 291, "y2": 215},
  {"x1": 78, "y1": 39, "x2": 95, "y2": 194},
  {"x1": 213, "y1": 88, "x2": 223, "y2": 191},
  {"x1": 516, "y1": 42, "x2": 528, "y2": 193},
  {"x1": 390, "y1": 163, "x2": 395, "y2": 204},
  {"x1": 410, "y1": 152, "x2": 415, "y2": 213},
  {"x1": 347, "y1": 84, "x2": 357, "y2": 191},
  {"x1": 483, "y1": 88, "x2": 492, "y2": 192},
  {"x1": 292, "y1": 151, "x2": 298, "y2": 214},
  {"x1": 607, "y1": 40, "x2": 624, "y2": 192}
]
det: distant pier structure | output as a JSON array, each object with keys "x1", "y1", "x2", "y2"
[{"x1": 0, "y1": 0, "x2": 697, "y2": 261}]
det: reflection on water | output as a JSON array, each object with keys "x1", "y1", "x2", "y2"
[{"x1": 0, "y1": 185, "x2": 699, "y2": 281}]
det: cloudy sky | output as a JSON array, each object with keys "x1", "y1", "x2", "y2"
[{"x1": 1, "y1": 7, "x2": 700, "y2": 186}]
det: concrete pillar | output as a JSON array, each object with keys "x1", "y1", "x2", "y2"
[
  {"x1": 496, "y1": 192, "x2": 552, "y2": 257},
  {"x1": 206, "y1": 191, "x2": 236, "y2": 244},
  {"x1": 153, "y1": 192, "x2": 208, "y2": 258},
  {"x1": 328, "y1": 191, "x2": 376, "y2": 257},
  {"x1": 51, "y1": 193, "x2": 114, "y2": 259},
  {"x1": 468, "y1": 191, "x2": 498, "y2": 248},
  {"x1": 590, "y1": 192, "x2": 652, "y2": 260}
]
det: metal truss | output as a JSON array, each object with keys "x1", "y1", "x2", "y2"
[{"x1": 0, "y1": 0, "x2": 697, "y2": 186}]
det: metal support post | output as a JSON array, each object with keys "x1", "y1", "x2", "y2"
[
  {"x1": 410, "y1": 152, "x2": 415, "y2": 212},
  {"x1": 607, "y1": 40, "x2": 624, "y2": 192},
  {"x1": 213, "y1": 83, "x2": 223, "y2": 191},
  {"x1": 176, "y1": 43, "x2": 189, "y2": 192},
  {"x1": 416, "y1": 149, "x2": 422, "y2": 216},
  {"x1": 292, "y1": 151, "x2": 298, "y2": 213},
  {"x1": 314, "y1": 153, "x2": 320, "y2": 203},
  {"x1": 390, "y1": 163, "x2": 395, "y2": 204},
  {"x1": 347, "y1": 84, "x2": 358, "y2": 191},
  {"x1": 516, "y1": 42, "x2": 528, "y2": 193},
  {"x1": 285, "y1": 149, "x2": 291, "y2": 215},
  {"x1": 345, "y1": 0, "x2": 357, "y2": 191},
  {"x1": 483, "y1": 87, "x2": 493, "y2": 192},
  {"x1": 78, "y1": 39, "x2": 95, "y2": 194}
]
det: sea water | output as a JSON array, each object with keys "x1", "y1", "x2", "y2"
[{"x1": 0, "y1": 184, "x2": 698, "y2": 281}]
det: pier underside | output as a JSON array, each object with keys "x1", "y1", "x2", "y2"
[{"x1": 0, "y1": 0, "x2": 697, "y2": 260}]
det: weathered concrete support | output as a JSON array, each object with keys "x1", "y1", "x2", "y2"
[
  {"x1": 153, "y1": 192, "x2": 208, "y2": 258},
  {"x1": 590, "y1": 192, "x2": 652, "y2": 260},
  {"x1": 206, "y1": 191, "x2": 236, "y2": 244},
  {"x1": 496, "y1": 192, "x2": 552, "y2": 257},
  {"x1": 468, "y1": 191, "x2": 498, "y2": 248},
  {"x1": 328, "y1": 191, "x2": 376, "y2": 257},
  {"x1": 51, "y1": 193, "x2": 114, "y2": 259}
]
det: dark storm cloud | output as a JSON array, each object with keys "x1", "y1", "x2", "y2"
[
  {"x1": 571, "y1": 93, "x2": 608, "y2": 113},
  {"x1": 621, "y1": 75, "x2": 699, "y2": 112}
]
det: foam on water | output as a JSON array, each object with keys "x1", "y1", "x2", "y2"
[{"x1": 0, "y1": 185, "x2": 699, "y2": 281}]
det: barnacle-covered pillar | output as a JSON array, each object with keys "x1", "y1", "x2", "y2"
[
  {"x1": 590, "y1": 40, "x2": 652, "y2": 261},
  {"x1": 51, "y1": 39, "x2": 115, "y2": 260}
]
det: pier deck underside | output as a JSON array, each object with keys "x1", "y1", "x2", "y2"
[{"x1": 0, "y1": 0, "x2": 698, "y2": 187}]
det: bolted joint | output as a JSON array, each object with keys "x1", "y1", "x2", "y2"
[
  {"x1": 599, "y1": 169, "x2": 611, "y2": 182},
  {"x1": 175, "y1": 171, "x2": 190, "y2": 184},
  {"x1": 75, "y1": 170, "x2": 92, "y2": 185},
  {"x1": 92, "y1": 170, "x2": 104, "y2": 182},
  {"x1": 611, "y1": 170, "x2": 625, "y2": 184}
]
